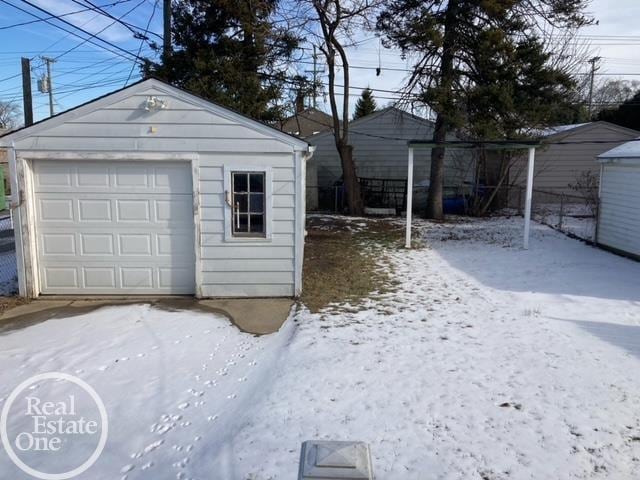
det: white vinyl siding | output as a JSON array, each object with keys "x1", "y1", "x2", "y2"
[
  {"x1": 597, "y1": 163, "x2": 640, "y2": 257},
  {"x1": 6, "y1": 80, "x2": 306, "y2": 298}
]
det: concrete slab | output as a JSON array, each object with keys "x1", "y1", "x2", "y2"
[
  {"x1": 198, "y1": 298, "x2": 295, "y2": 335},
  {"x1": 0, "y1": 297, "x2": 294, "y2": 335}
]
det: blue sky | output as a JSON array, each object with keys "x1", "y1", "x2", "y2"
[
  {"x1": 0, "y1": 0, "x2": 163, "y2": 122},
  {"x1": 1, "y1": 0, "x2": 640, "y2": 125}
]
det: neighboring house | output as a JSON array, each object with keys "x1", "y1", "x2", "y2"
[
  {"x1": 596, "y1": 139, "x2": 640, "y2": 259},
  {"x1": 307, "y1": 107, "x2": 475, "y2": 211},
  {"x1": 0, "y1": 78, "x2": 313, "y2": 298},
  {"x1": 509, "y1": 121, "x2": 639, "y2": 196},
  {"x1": 279, "y1": 107, "x2": 334, "y2": 138}
]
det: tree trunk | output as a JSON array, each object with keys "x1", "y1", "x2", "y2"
[
  {"x1": 426, "y1": 113, "x2": 446, "y2": 220},
  {"x1": 338, "y1": 143, "x2": 363, "y2": 214},
  {"x1": 425, "y1": 0, "x2": 459, "y2": 220}
]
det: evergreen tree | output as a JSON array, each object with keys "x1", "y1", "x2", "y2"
[
  {"x1": 378, "y1": 0, "x2": 592, "y2": 219},
  {"x1": 597, "y1": 90, "x2": 640, "y2": 131},
  {"x1": 148, "y1": 0, "x2": 298, "y2": 122},
  {"x1": 353, "y1": 88, "x2": 377, "y2": 119}
]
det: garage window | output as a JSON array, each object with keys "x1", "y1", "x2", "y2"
[{"x1": 231, "y1": 172, "x2": 266, "y2": 236}]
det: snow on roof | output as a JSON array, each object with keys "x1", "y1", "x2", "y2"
[
  {"x1": 535, "y1": 123, "x2": 591, "y2": 137},
  {"x1": 598, "y1": 137, "x2": 640, "y2": 159}
]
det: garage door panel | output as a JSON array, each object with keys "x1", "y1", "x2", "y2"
[
  {"x1": 155, "y1": 198, "x2": 193, "y2": 221},
  {"x1": 121, "y1": 267, "x2": 154, "y2": 289},
  {"x1": 41, "y1": 234, "x2": 76, "y2": 255},
  {"x1": 77, "y1": 166, "x2": 109, "y2": 187},
  {"x1": 83, "y1": 267, "x2": 116, "y2": 288},
  {"x1": 154, "y1": 166, "x2": 193, "y2": 191},
  {"x1": 43, "y1": 267, "x2": 78, "y2": 289},
  {"x1": 35, "y1": 161, "x2": 195, "y2": 294},
  {"x1": 78, "y1": 199, "x2": 112, "y2": 222},
  {"x1": 38, "y1": 199, "x2": 74, "y2": 222},
  {"x1": 116, "y1": 199, "x2": 150, "y2": 222},
  {"x1": 119, "y1": 234, "x2": 152, "y2": 256},
  {"x1": 80, "y1": 233, "x2": 114, "y2": 255},
  {"x1": 37, "y1": 165, "x2": 73, "y2": 187},
  {"x1": 115, "y1": 166, "x2": 148, "y2": 188},
  {"x1": 34, "y1": 161, "x2": 194, "y2": 194}
]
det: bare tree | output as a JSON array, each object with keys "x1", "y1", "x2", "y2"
[
  {"x1": 282, "y1": 0, "x2": 382, "y2": 215},
  {"x1": 0, "y1": 101, "x2": 21, "y2": 131}
]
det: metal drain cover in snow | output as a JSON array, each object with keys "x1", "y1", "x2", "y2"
[{"x1": 298, "y1": 440, "x2": 373, "y2": 479}]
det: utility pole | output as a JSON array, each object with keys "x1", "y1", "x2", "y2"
[
  {"x1": 587, "y1": 56, "x2": 601, "y2": 116},
  {"x1": 21, "y1": 57, "x2": 33, "y2": 127},
  {"x1": 304, "y1": 45, "x2": 321, "y2": 108},
  {"x1": 41, "y1": 56, "x2": 56, "y2": 117},
  {"x1": 163, "y1": 0, "x2": 171, "y2": 61}
]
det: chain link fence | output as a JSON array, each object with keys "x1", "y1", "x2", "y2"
[
  {"x1": 0, "y1": 214, "x2": 18, "y2": 295},
  {"x1": 500, "y1": 186, "x2": 598, "y2": 242}
]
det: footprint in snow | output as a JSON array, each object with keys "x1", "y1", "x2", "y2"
[
  {"x1": 178, "y1": 402, "x2": 189, "y2": 410},
  {"x1": 143, "y1": 439, "x2": 164, "y2": 454},
  {"x1": 120, "y1": 465, "x2": 134, "y2": 474}
]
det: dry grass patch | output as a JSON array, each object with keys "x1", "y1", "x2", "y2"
[{"x1": 301, "y1": 215, "x2": 404, "y2": 312}]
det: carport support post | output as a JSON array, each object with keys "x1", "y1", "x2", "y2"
[
  {"x1": 523, "y1": 146, "x2": 536, "y2": 249},
  {"x1": 405, "y1": 147, "x2": 414, "y2": 248}
]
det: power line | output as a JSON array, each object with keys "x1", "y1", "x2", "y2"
[
  {"x1": 70, "y1": 0, "x2": 163, "y2": 42},
  {"x1": 125, "y1": 0, "x2": 158, "y2": 86},
  {"x1": 8, "y1": 0, "x2": 145, "y2": 64},
  {"x1": 0, "y1": 0, "x2": 132, "y2": 30},
  {"x1": 51, "y1": 0, "x2": 148, "y2": 61}
]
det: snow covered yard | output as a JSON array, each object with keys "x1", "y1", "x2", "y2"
[
  {"x1": 227, "y1": 216, "x2": 640, "y2": 480},
  {"x1": 0, "y1": 305, "x2": 294, "y2": 479},
  {"x1": 0, "y1": 215, "x2": 639, "y2": 479}
]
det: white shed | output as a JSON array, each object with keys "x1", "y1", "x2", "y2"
[
  {"x1": 596, "y1": 138, "x2": 640, "y2": 260},
  {"x1": 0, "y1": 78, "x2": 313, "y2": 298}
]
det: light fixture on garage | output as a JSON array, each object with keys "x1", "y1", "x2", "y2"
[{"x1": 143, "y1": 96, "x2": 168, "y2": 111}]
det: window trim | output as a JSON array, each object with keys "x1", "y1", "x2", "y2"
[{"x1": 223, "y1": 165, "x2": 272, "y2": 243}]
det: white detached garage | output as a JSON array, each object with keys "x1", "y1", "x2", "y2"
[
  {"x1": 0, "y1": 78, "x2": 313, "y2": 298},
  {"x1": 597, "y1": 138, "x2": 640, "y2": 260}
]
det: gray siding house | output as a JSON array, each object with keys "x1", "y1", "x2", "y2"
[
  {"x1": 307, "y1": 107, "x2": 475, "y2": 210},
  {"x1": 0, "y1": 78, "x2": 312, "y2": 298},
  {"x1": 510, "y1": 121, "x2": 639, "y2": 195}
]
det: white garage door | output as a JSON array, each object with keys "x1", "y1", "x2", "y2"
[{"x1": 33, "y1": 161, "x2": 196, "y2": 294}]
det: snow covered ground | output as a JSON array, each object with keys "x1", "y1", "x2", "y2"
[{"x1": 1, "y1": 216, "x2": 639, "y2": 479}]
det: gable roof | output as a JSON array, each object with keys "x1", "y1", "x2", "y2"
[
  {"x1": 598, "y1": 137, "x2": 640, "y2": 159},
  {"x1": 538, "y1": 121, "x2": 640, "y2": 141},
  {"x1": 536, "y1": 123, "x2": 591, "y2": 137},
  {"x1": 305, "y1": 106, "x2": 434, "y2": 142},
  {"x1": 0, "y1": 78, "x2": 310, "y2": 151},
  {"x1": 279, "y1": 107, "x2": 334, "y2": 138}
]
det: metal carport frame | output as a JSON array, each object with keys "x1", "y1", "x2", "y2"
[{"x1": 405, "y1": 140, "x2": 541, "y2": 249}]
